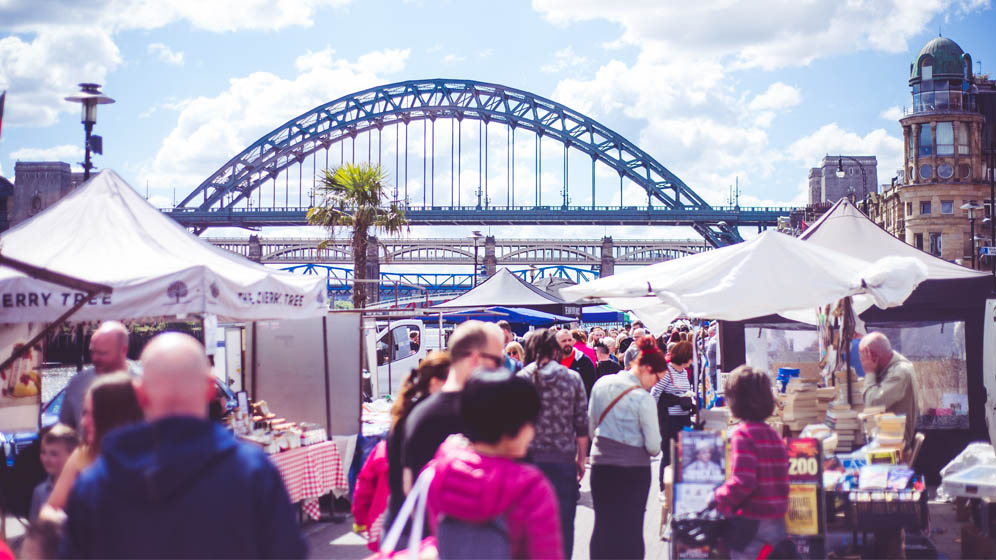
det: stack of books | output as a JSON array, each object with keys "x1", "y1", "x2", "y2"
[
  {"x1": 834, "y1": 368, "x2": 865, "y2": 411},
  {"x1": 872, "y1": 413, "x2": 907, "y2": 452},
  {"x1": 825, "y1": 403, "x2": 862, "y2": 452},
  {"x1": 782, "y1": 372, "x2": 822, "y2": 432}
]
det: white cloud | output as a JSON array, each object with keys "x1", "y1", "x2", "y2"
[
  {"x1": 141, "y1": 47, "x2": 410, "y2": 197},
  {"x1": 532, "y1": 0, "x2": 982, "y2": 70},
  {"x1": 0, "y1": 0, "x2": 352, "y2": 34},
  {"x1": 748, "y1": 82, "x2": 801, "y2": 112},
  {"x1": 0, "y1": 0, "x2": 352, "y2": 127},
  {"x1": 442, "y1": 54, "x2": 464, "y2": 63},
  {"x1": 541, "y1": 46, "x2": 588, "y2": 74},
  {"x1": 0, "y1": 27, "x2": 121, "y2": 127},
  {"x1": 786, "y1": 122, "x2": 904, "y2": 181},
  {"x1": 880, "y1": 106, "x2": 903, "y2": 120},
  {"x1": 9, "y1": 144, "x2": 83, "y2": 162},
  {"x1": 147, "y1": 42, "x2": 183, "y2": 66}
]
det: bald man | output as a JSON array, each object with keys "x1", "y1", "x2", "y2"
[
  {"x1": 859, "y1": 332, "x2": 918, "y2": 451},
  {"x1": 61, "y1": 333, "x2": 306, "y2": 558},
  {"x1": 59, "y1": 321, "x2": 141, "y2": 431}
]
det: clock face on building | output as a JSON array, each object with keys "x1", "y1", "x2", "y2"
[
  {"x1": 937, "y1": 163, "x2": 954, "y2": 179},
  {"x1": 919, "y1": 164, "x2": 933, "y2": 180}
]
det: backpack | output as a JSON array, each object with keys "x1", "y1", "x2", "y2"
[{"x1": 436, "y1": 515, "x2": 509, "y2": 559}]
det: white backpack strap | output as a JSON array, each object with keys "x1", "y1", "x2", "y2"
[{"x1": 379, "y1": 466, "x2": 436, "y2": 558}]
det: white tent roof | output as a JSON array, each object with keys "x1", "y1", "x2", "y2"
[
  {"x1": 800, "y1": 198, "x2": 988, "y2": 280},
  {"x1": 433, "y1": 268, "x2": 564, "y2": 308},
  {"x1": 0, "y1": 170, "x2": 327, "y2": 322},
  {"x1": 559, "y1": 230, "x2": 926, "y2": 333}
]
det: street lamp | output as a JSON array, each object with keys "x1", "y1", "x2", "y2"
[
  {"x1": 65, "y1": 83, "x2": 115, "y2": 180},
  {"x1": 470, "y1": 230, "x2": 483, "y2": 287},
  {"x1": 961, "y1": 202, "x2": 984, "y2": 269},
  {"x1": 836, "y1": 156, "x2": 868, "y2": 203}
]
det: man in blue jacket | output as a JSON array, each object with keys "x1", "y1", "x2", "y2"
[{"x1": 61, "y1": 333, "x2": 307, "y2": 558}]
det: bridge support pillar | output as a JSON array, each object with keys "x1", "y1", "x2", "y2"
[
  {"x1": 248, "y1": 235, "x2": 262, "y2": 263},
  {"x1": 484, "y1": 236, "x2": 497, "y2": 278},
  {"x1": 365, "y1": 235, "x2": 380, "y2": 303},
  {"x1": 600, "y1": 236, "x2": 615, "y2": 277}
]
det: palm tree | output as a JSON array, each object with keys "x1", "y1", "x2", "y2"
[{"x1": 307, "y1": 163, "x2": 406, "y2": 308}]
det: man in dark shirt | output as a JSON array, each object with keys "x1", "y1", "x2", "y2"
[
  {"x1": 401, "y1": 320, "x2": 506, "y2": 492},
  {"x1": 555, "y1": 328, "x2": 597, "y2": 398},
  {"x1": 594, "y1": 341, "x2": 622, "y2": 379}
]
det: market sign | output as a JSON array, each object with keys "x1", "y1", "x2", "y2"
[{"x1": 784, "y1": 438, "x2": 825, "y2": 558}]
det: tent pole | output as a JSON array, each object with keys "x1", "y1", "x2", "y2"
[{"x1": 250, "y1": 321, "x2": 258, "y2": 402}]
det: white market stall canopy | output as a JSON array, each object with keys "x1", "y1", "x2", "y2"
[
  {"x1": 800, "y1": 198, "x2": 989, "y2": 281},
  {"x1": 559, "y1": 230, "x2": 927, "y2": 333},
  {"x1": 0, "y1": 170, "x2": 327, "y2": 322},
  {"x1": 433, "y1": 268, "x2": 568, "y2": 309}
]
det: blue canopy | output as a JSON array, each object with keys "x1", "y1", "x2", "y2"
[
  {"x1": 582, "y1": 305, "x2": 627, "y2": 323},
  {"x1": 435, "y1": 306, "x2": 574, "y2": 326}
]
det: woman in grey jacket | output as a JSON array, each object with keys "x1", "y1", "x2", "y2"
[
  {"x1": 586, "y1": 336, "x2": 663, "y2": 559},
  {"x1": 517, "y1": 328, "x2": 589, "y2": 558}
]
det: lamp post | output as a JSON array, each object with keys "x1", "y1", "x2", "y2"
[
  {"x1": 962, "y1": 202, "x2": 984, "y2": 269},
  {"x1": 470, "y1": 230, "x2": 482, "y2": 287},
  {"x1": 64, "y1": 83, "x2": 115, "y2": 180},
  {"x1": 836, "y1": 155, "x2": 868, "y2": 204}
]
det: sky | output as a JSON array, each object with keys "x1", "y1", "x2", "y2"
[{"x1": 0, "y1": 0, "x2": 994, "y2": 243}]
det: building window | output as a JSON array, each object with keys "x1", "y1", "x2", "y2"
[
  {"x1": 906, "y1": 202, "x2": 913, "y2": 215},
  {"x1": 918, "y1": 123, "x2": 933, "y2": 157},
  {"x1": 920, "y1": 201, "x2": 932, "y2": 215},
  {"x1": 938, "y1": 163, "x2": 954, "y2": 179},
  {"x1": 958, "y1": 122, "x2": 970, "y2": 155},
  {"x1": 922, "y1": 61, "x2": 933, "y2": 80},
  {"x1": 929, "y1": 232, "x2": 942, "y2": 257},
  {"x1": 941, "y1": 200, "x2": 954, "y2": 214},
  {"x1": 919, "y1": 164, "x2": 933, "y2": 180},
  {"x1": 936, "y1": 122, "x2": 954, "y2": 156},
  {"x1": 914, "y1": 233, "x2": 924, "y2": 250},
  {"x1": 959, "y1": 164, "x2": 971, "y2": 179}
]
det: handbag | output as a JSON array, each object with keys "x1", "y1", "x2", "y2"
[{"x1": 366, "y1": 467, "x2": 439, "y2": 560}]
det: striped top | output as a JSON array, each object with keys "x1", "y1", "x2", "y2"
[
  {"x1": 651, "y1": 363, "x2": 692, "y2": 416},
  {"x1": 713, "y1": 421, "x2": 789, "y2": 520}
]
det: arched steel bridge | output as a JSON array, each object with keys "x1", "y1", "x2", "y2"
[
  {"x1": 207, "y1": 236, "x2": 707, "y2": 265},
  {"x1": 165, "y1": 79, "x2": 794, "y2": 246}
]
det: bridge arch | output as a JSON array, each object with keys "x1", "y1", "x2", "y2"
[{"x1": 178, "y1": 79, "x2": 738, "y2": 245}]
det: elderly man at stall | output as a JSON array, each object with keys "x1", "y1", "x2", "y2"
[
  {"x1": 59, "y1": 321, "x2": 140, "y2": 431},
  {"x1": 859, "y1": 332, "x2": 918, "y2": 452}
]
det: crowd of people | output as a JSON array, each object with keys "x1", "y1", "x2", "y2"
[{"x1": 15, "y1": 316, "x2": 854, "y2": 559}]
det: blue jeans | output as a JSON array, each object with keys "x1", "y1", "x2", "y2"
[
  {"x1": 536, "y1": 461, "x2": 579, "y2": 559},
  {"x1": 730, "y1": 518, "x2": 787, "y2": 560}
]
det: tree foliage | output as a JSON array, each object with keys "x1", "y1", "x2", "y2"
[{"x1": 307, "y1": 163, "x2": 406, "y2": 308}]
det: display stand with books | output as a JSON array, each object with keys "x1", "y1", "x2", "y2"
[
  {"x1": 671, "y1": 430, "x2": 727, "y2": 559},
  {"x1": 785, "y1": 438, "x2": 826, "y2": 559}
]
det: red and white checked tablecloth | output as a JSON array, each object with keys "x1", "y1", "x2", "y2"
[{"x1": 270, "y1": 440, "x2": 348, "y2": 520}]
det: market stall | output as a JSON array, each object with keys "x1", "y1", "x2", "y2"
[
  {"x1": 433, "y1": 267, "x2": 581, "y2": 318},
  {"x1": 0, "y1": 170, "x2": 342, "y2": 519},
  {"x1": 561, "y1": 229, "x2": 931, "y2": 558}
]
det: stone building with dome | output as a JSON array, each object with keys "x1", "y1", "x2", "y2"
[{"x1": 865, "y1": 36, "x2": 996, "y2": 267}]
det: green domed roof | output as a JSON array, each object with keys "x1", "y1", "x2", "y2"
[{"x1": 910, "y1": 36, "x2": 970, "y2": 82}]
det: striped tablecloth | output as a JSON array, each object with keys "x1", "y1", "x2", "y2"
[{"x1": 270, "y1": 440, "x2": 347, "y2": 520}]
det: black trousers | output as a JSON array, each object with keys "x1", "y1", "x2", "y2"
[
  {"x1": 589, "y1": 464, "x2": 651, "y2": 560},
  {"x1": 659, "y1": 413, "x2": 692, "y2": 490}
]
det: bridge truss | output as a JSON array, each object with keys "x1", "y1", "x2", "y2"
[
  {"x1": 168, "y1": 79, "x2": 794, "y2": 245},
  {"x1": 207, "y1": 237, "x2": 708, "y2": 265}
]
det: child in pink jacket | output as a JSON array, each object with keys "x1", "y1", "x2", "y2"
[
  {"x1": 427, "y1": 373, "x2": 563, "y2": 560},
  {"x1": 352, "y1": 440, "x2": 389, "y2": 551}
]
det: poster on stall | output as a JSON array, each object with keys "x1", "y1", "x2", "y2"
[
  {"x1": 785, "y1": 438, "x2": 825, "y2": 559},
  {"x1": 0, "y1": 323, "x2": 44, "y2": 431},
  {"x1": 673, "y1": 430, "x2": 726, "y2": 560}
]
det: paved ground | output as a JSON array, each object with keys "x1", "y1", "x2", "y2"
[{"x1": 308, "y1": 456, "x2": 668, "y2": 559}]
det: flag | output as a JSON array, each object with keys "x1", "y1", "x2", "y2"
[{"x1": 0, "y1": 90, "x2": 5, "y2": 141}]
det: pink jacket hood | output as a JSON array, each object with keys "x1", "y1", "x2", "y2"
[{"x1": 426, "y1": 436, "x2": 563, "y2": 559}]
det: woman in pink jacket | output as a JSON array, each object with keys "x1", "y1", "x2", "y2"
[
  {"x1": 353, "y1": 440, "x2": 389, "y2": 551},
  {"x1": 427, "y1": 373, "x2": 563, "y2": 560}
]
